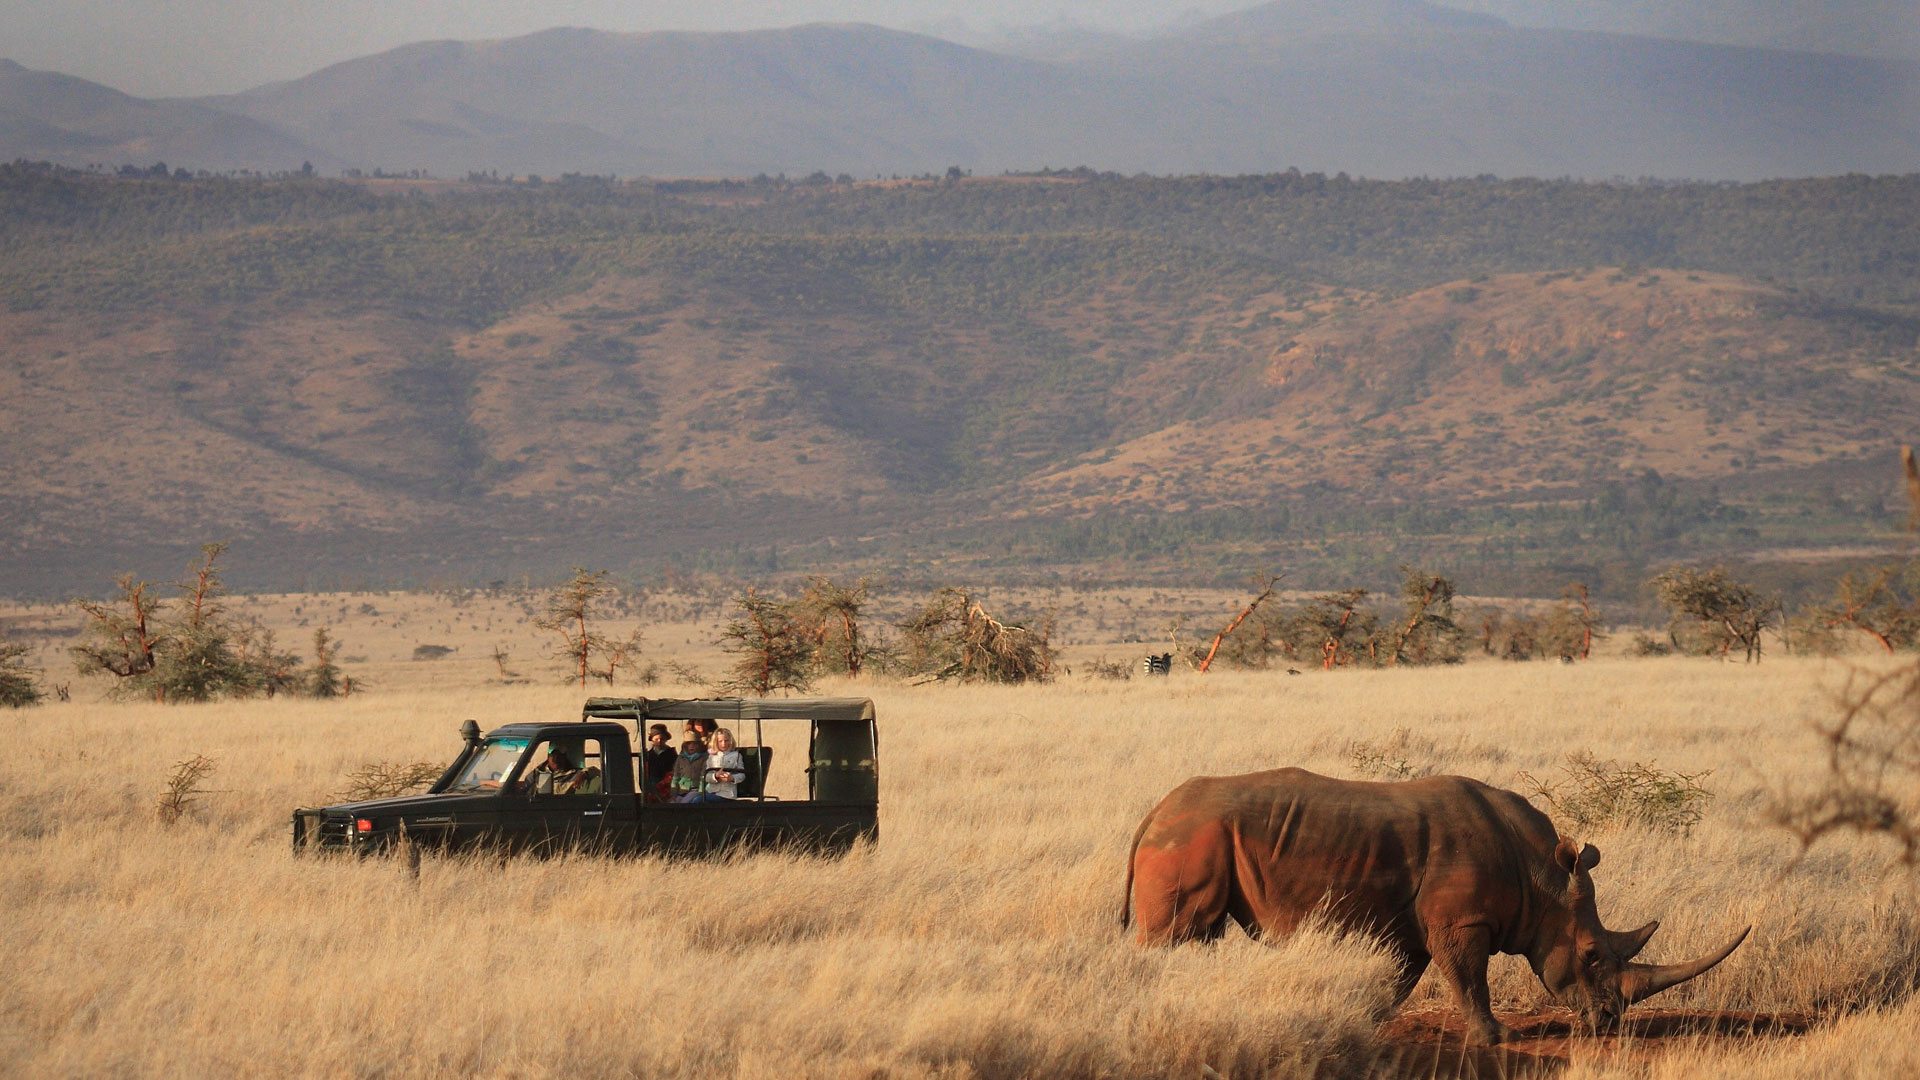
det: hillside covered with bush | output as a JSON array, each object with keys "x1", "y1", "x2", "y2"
[{"x1": 4, "y1": 165, "x2": 1917, "y2": 597}]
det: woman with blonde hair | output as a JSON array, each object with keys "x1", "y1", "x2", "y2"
[{"x1": 679, "y1": 726, "x2": 745, "y2": 803}]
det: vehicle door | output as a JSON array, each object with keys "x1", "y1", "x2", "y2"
[{"x1": 497, "y1": 736, "x2": 614, "y2": 853}]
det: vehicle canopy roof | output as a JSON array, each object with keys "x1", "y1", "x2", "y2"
[
  {"x1": 580, "y1": 697, "x2": 875, "y2": 724},
  {"x1": 483, "y1": 721, "x2": 634, "y2": 742}
]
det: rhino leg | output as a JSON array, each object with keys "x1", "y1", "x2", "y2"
[
  {"x1": 1389, "y1": 950, "x2": 1431, "y2": 1008},
  {"x1": 1129, "y1": 823, "x2": 1234, "y2": 945},
  {"x1": 1428, "y1": 925, "x2": 1510, "y2": 1046}
]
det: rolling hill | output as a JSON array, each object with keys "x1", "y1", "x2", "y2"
[
  {"x1": 0, "y1": 59, "x2": 332, "y2": 173},
  {"x1": 3, "y1": 1, "x2": 1918, "y2": 180},
  {"x1": 3, "y1": 167, "x2": 1917, "y2": 597}
]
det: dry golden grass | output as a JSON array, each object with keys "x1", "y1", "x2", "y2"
[{"x1": 5, "y1": 622, "x2": 1920, "y2": 1075}]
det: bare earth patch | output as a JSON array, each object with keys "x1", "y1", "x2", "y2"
[{"x1": 1378, "y1": 1006, "x2": 1818, "y2": 1076}]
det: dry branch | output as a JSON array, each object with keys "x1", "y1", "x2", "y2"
[
  {"x1": 156, "y1": 754, "x2": 216, "y2": 825},
  {"x1": 1197, "y1": 576, "x2": 1281, "y2": 674}
]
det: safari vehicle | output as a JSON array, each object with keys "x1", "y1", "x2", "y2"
[{"x1": 292, "y1": 697, "x2": 878, "y2": 856}]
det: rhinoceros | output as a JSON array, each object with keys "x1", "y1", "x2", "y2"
[{"x1": 1123, "y1": 768, "x2": 1748, "y2": 1045}]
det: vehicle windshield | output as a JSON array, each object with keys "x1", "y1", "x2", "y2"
[{"x1": 447, "y1": 738, "x2": 530, "y2": 792}]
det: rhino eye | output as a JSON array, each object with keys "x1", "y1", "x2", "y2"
[{"x1": 1583, "y1": 950, "x2": 1603, "y2": 967}]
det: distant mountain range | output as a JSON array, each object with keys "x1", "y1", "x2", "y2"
[
  {"x1": 1440, "y1": 0, "x2": 1920, "y2": 64},
  {"x1": 4, "y1": 0, "x2": 1919, "y2": 180}
]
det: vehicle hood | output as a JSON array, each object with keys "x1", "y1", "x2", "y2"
[{"x1": 323, "y1": 791, "x2": 491, "y2": 817}]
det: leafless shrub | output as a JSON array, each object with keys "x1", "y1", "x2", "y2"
[
  {"x1": 490, "y1": 644, "x2": 515, "y2": 678},
  {"x1": 1770, "y1": 663, "x2": 1920, "y2": 865},
  {"x1": 1084, "y1": 656, "x2": 1133, "y2": 681},
  {"x1": 337, "y1": 761, "x2": 442, "y2": 802},
  {"x1": 1770, "y1": 449, "x2": 1920, "y2": 865},
  {"x1": 1520, "y1": 751, "x2": 1713, "y2": 835},
  {"x1": 1345, "y1": 727, "x2": 1437, "y2": 781},
  {"x1": 156, "y1": 754, "x2": 216, "y2": 825}
]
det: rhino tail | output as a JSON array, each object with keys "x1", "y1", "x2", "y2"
[{"x1": 1121, "y1": 806, "x2": 1157, "y2": 929}]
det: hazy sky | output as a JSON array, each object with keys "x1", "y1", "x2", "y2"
[{"x1": 2, "y1": 1, "x2": 1240, "y2": 98}]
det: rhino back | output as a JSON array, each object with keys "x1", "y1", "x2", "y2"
[{"x1": 1141, "y1": 768, "x2": 1550, "y2": 938}]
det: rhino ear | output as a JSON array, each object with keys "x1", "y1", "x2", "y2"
[
  {"x1": 1578, "y1": 843, "x2": 1601, "y2": 872},
  {"x1": 1553, "y1": 840, "x2": 1580, "y2": 873}
]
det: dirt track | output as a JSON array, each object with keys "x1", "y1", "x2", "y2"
[{"x1": 1377, "y1": 1006, "x2": 1816, "y2": 1076}]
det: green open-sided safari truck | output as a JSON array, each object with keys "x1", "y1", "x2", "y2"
[{"x1": 293, "y1": 697, "x2": 878, "y2": 856}]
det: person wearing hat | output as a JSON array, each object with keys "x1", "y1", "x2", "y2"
[
  {"x1": 523, "y1": 743, "x2": 599, "y2": 796},
  {"x1": 641, "y1": 724, "x2": 677, "y2": 801},
  {"x1": 670, "y1": 731, "x2": 709, "y2": 799}
]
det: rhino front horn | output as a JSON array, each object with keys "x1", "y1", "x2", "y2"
[{"x1": 1621, "y1": 925, "x2": 1751, "y2": 1004}]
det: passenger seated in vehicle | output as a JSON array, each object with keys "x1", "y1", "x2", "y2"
[
  {"x1": 670, "y1": 733, "x2": 708, "y2": 799},
  {"x1": 678, "y1": 727, "x2": 745, "y2": 804},
  {"x1": 524, "y1": 744, "x2": 600, "y2": 796},
  {"x1": 641, "y1": 724, "x2": 676, "y2": 801}
]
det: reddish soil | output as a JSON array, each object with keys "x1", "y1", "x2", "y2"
[{"x1": 1375, "y1": 1006, "x2": 1816, "y2": 1077}]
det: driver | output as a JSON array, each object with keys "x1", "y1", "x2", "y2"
[{"x1": 523, "y1": 743, "x2": 600, "y2": 796}]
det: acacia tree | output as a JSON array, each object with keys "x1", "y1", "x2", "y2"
[
  {"x1": 71, "y1": 575, "x2": 164, "y2": 696},
  {"x1": 1289, "y1": 589, "x2": 1378, "y2": 670},
  {"x1": 719, "y1": 587, "x2": 814, "y2": 695},
  {"x1": 145, "y1": 543, "x2": 261, "y2": 702},
  {"x1": 533, "y1": 568, "x2": 643, "y2": 688},
  {"x1": 1468, "y1": 585, "x2": 1604, "y2": 662},
  {"x1": 1390, "y1": 566, "x2": 1464, "y2": 666},
  {"x1": 794, "y1": 576, "x2": 885, "y2": 677},
  {"x1": 1197, "y1": 575, "x2": 1282, "y2": 673},
  {"x1": 1816, "y1": 564, "x2": 1920, "y2": 654},
  {"x1": 1545, "y1": 583, "x2": 1604, "y2": 661},
  {"x1": 231, "y1": 623, "x2": 304, "y2": 698},
  {"x1": 1652, "y1": 566, "x2": 1782, "y2": 662},
  {"x1": 71, "y1": 544, "x2": 293, "y2": 702},
  {"x1": 306, "y1": 628, "x2": 348, "y2": 698}
]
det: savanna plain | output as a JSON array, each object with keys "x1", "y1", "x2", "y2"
[{"x1": 5, "y1": 596, "x2": 1920, "y2": 1078}]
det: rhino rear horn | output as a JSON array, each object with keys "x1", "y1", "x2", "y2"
[
  {"x1": 1621, "y1": 926, "x2": 1751, "y2": 1004},
  {"x1": 1606, "y1": 920, "x2": 1659, "y2": 961}
]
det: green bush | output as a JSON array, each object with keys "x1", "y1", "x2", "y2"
[
  {"x1": 0, "y1": 638, "x2": 44, "y2": 707},
  {"x1": 1519, "y1": 751, "x2": 1713, "y2": 835}
]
